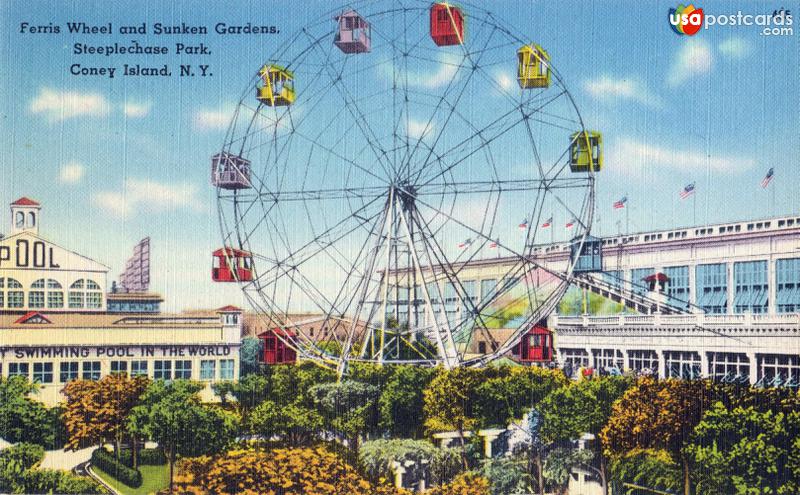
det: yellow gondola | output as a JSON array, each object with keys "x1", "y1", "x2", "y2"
[
  {"x1": 569, "y1": 131, "x2": 603, "y2": 173},
  {"x1": 517, "y1": 44, "x2": 550, "y2": 89},
  {"x1": 256, "y1": 64, "x2": 295, "y2": 106}
]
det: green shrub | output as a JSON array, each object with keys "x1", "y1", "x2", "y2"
[
  {"x1": 18, "y1": 468, "x2": 107, "y2": 494},
  {"x1": 0, "y1": 442, "x2": 45, "y2": 470},
  {"x1": 359, "y1": 438, "x2": 462, "y2": 486},
  {"x1": 118, "y1": 448, "x2": 167, "y2": 467},
  {"x1": 91, "y1": 448, "x2": 142, "y2": 488}
]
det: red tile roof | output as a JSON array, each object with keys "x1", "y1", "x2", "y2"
[
  {"x1": 11, "y1": 197, "x2": 40, "y2": 206},
  {"x1": 217, "y1": 305, "x2": 242, "y2": 312}
]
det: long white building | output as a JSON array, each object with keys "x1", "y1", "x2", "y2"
[{"x1": 0, "y1": 197, "x2": 241, "y2": 405}]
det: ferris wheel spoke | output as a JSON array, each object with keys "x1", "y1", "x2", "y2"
[{"x1": 301, "y1": 30, "x2": 397, "y2": 180}]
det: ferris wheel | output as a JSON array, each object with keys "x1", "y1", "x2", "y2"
[{"x1": 212, "y1": 0, "x2": 600, "y2": 373}]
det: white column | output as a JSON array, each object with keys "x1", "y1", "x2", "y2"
[
  {"x1": 390, "y1": 462, "x2": 406, "y2": 489},
  {"x1": 768, "y1": 258, "x2": 777, "y2": 315},
  {"x1": 656, "y1": 350, "x2": 667, "y2": 379},
  {"x1": 688, "y1": 263, "x2": 697, "y2": 309},
  {"x1": 746, "y1": 352, "x2": 758, "y2": 385},
  {"x1": 727, "y1": 262, "x2": 735, "y2": 314},
  {"x1": 700, "y1": 351, "x2": 709, "y2": 379}
]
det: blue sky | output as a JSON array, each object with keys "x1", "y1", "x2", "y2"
[{"x1": 0, "y1": 1, "x2": 797, "y2": 311}]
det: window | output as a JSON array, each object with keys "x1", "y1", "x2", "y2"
[
  {"x1": 200, "y1": 360, "x2": 216, "y2": 380},
  {"x1": 9, "y1": 362, "x2": 29, "y2": 378},
  {"x1": 47, "y1": 285, "x2": 64, "y2": 308},
  {"x1": 33, "y1": 362, "x2": 53, "y2": 383},
  {"x1": 60, "y1": 362, "x2": 79, "y2": 382},
  {"x1": 593, "y1": 349, "x2": 624, "y2": 371},
  {"x1": 131, "y1": 361, "x2": 148, "y2": 377},
  {"x1": 631, "y1": 267, "x2": 654, "y2": 295},
  {"x1": 82, "y1": 361, "x2": 101, "y2": 380},
  {"x1": 110, "y1": 361, "x2": 128, "y2": 375},
  {"x1": 561, "y1": 348, "x2": 589, "y2": 369},
  {"x1": 758, "y1": 355, "x2": 800, "y2": 387},
  {"x1": 154, "y1": 360, "x2": 172, "y2": 380},
  {"x1": 478, "y1": 342, "x2": 487, "y2": 354},
  {"x1": 15, "y1": 211, "x2": 24, "y2": 228},
  {"x1": 174, "y1": 360, "x2": 192, "y2": 379},
  {"x1": 29, "y1": 290, "x2": 45, "y2": 308},
  {"x1": 220, "y1": 359, "x2": 235, "y2": 380},
  {"x1": 628, "y1": 350, "x2": 659, "y2": 372},
  {"x1": 602, "y1": 270, "x2": 622, "y2": 288},
  {"x1": 664, "y1": 266, "x2": 690, "y2": 308},
  {"x1": 664, "y1": 351, "x2": 701, "y2": 379},
  {"x1": 696, "y1": 263, "x2": 728, "y2": 314},
  {"x1": 2, "y1": 278, "x2": 24, "y2": 308},
  {"x1": 709, "y1": 353, "x2": 750, "y2": 382},
  {"x1": 480, "y1": 279, "x2": 498, "y2": 301},
  {"x1": 776, "y1": 258, "x2": 800, "y2": 313},
  {"x1": 28, "y1": 212, "x2": 36, "y2": 227},
  {"x1": 69, "y1": 279, "x2": 103, "y2": 309},
  {"x1": 734, "y1": 261, "x2": 768, "y2": 313},
  {"x1": 462, "y1": 280, "x2": 477, "y2": 316}
]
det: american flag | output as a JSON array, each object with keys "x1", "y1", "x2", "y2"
[
  {"x1": 541, "y1": 216, "x2": 553, "y2": 228},
  {"x1": 760, "y1": 167, "x2": 774, "y2": 188},
  {"x1": 613, "y1": 196, "x2": 627, "y2": 209},
  {"x1": 489, "y1": 239, "x2": 498, "y2": 249},
  {"x1": 518, "y1": 219, "x2": 528, "y2": 230},
  {"x1": 458, "y1": 238, "x2": 472, "y2": 249},
  {"x1": 680, "y1": 182, "x2": 696, "y2": 199},
  {"x1": 565, "y1": 218, "x2": 576, "y2": 229}
]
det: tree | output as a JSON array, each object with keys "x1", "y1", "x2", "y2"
[
  {"x1": 0, "y1": 377, "x2": 55, "y2": 447},
  {"x1": 424, "y1": 367, "x2": 484, "y2": 469},
  {"x1": 542, "y1": 446, "x2": 594, "y2": 495},
  {"x1": 128, "y1": 380, "x2": 238, "y2": 494},
  {"x1": 539, "y1": 376, "x2": 633, "y2": 494},
  {"x1": 359, "y1": 439, "x2": 462, "y2": 487},
  {"x1": 687, "y1": 401, "x2": 800, "y2": 494},
  {"x1": 423, "y1": 472, "x2": 491, "y2": 495},
  {"x1": 248, "y1": 399, "x2": 323, "y2": 445},
  {"x1": 175, "y1": 446, "x2": 407, "y2": 495},
  {"x1": 239, "y1": 336, "x2": 262, "y2": 376},
  {"x1": 600, "y1": 378, "x2": 712, "y2": 495},
  {"x1": 309, "y1": 380, "x2": 380, "y2": 451},
  {"x1": 480, "y1": 457, "x2": 532, "y2": 495},
  {"x1": 379, "y1": 365, "x2": 436, "y2": 438},
  {"x1": 62, "y1": 374, "x2": 149, "y2": 458},
  {"x1": 473, "y1": 367, "x2": 567, "y2": 428},
  {"x1": 228, "y1": 373, "x2": 270, "y2": 423}
]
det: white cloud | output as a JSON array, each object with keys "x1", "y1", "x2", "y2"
[
  {"x1": 59, "y1": 161, "x2": 85, "y2": 184},
  {"x1": 719, "y1": 37, "x2": 752, "y2": 59},
  {"x1": 123, "y1": 101, "x2": 152, "y2": 118},
  {"x1": 93, "y1": 178, "x2": 205, "y2": 218},
  {"x1": 193, "y1": 106, "x2": 233, "y2": 131},
  {"x1": 584, "y1": 75, "x2": 663, "y2": 108},
  {"x1": 608, "y1": 137, "x2": 755, "y2": 177},
  {"x1": 668, "y1": 39, "x2": 713, "y2": 86},
  {"x1": 407, "y1": 118, "x2": 435, "y2": 140},
  {"x1": 29, "y1": 87, "x2": 110, "y2": 121},
  {"x1": 494, "y1": 71, "x2": 515, "y2": 91},
  {"x1": 381, "y1": 53, "x2": 462, "y2": 90}
]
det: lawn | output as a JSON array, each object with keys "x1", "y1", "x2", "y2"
[{"x1": 92, "y1": 463, "x2": 170, "y2": 495}]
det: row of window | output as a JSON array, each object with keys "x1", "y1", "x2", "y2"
[
  {"x1": 561, "y1": 348, "x2": 800, "y2": 385},
  {"x1": 601, "y1": 258, "x2": 800, "y2": 314},
  {"x1": 0, "y1": 278, "x2": 102, "y2": 309},
  {"x1": 3, "y1": 359, "x2": 236, "y2": 383}
]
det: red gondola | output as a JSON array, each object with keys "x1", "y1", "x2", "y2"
[
  {"x1": 513, "y1": 325, "x2": 553, "y2": 363},
  {"x1": 212, "y1": 247, "x2": 253, "y2": 282},
  {"x1": 259, "y1": 328, "x2": 297, "y2": 365},
  {"x1": 430, "y1": 3, "x2": 465, "y2": 46}
]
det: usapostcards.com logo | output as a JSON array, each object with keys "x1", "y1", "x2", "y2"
[{"x1": 669, "y1": 4, "x2": 794, "y2": 36}]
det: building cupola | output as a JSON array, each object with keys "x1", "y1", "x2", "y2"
[{"x1": 10, "y1": 197, "x2": 41, "y2": 235}]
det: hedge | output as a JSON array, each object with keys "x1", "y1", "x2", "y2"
[
  {"x1": 18, "y1": 468, "x2": 107, "y2": 495},
  {"x1": 118, "y1": 448, "x2": 168, "y2": 467},
  {"x1": 91, "y1": 448, "x2": 142, "y2": 488}
]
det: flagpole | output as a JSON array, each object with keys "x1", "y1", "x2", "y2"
[
  {"x1": 693, "y1": 193, "x2": 697, "y2": 225},
  {"x1": 771, "y1": 179, "x2": 776, "y2": 217},
  {"x1": 625, "y1": 194, "x2": 629, "y2": 234}
]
